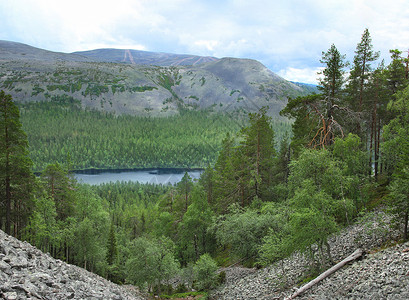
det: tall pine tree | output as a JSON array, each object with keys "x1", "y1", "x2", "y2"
[
  {"x1": 0, "y1": 90, "x2": 34, "y2": 236},
  {"x1": 346, "y1": 29, "x2": 379, "y2": 137}
]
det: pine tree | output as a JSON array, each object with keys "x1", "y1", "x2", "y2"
[
  {"x1": 41, "y1": 163, "x2": 75, "y2": 221},
  {"x1": 237, "y1": 107, "x2": 276, "y2": 202},
  {"x1": 317, "y1": 44, "x2": 349, "y2": 146},
  {"x1": 177, "y1": 172, "x2": 193, "y2": 212},
  {"x1": 0, "y1": 90, "x2": 34, "y2": 236},
  {"x1": 346, "y1": 28, "x2": 379, "y2": 136}
]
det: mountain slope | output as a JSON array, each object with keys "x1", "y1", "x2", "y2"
[
  {"x1": 73, "y1": 48, "x2": 218, "y2": 66},
  {"x1": 0, "y1": 41, "x2": 311, "y2": 117},
  {"x1": 0, "y1": 40, "x2": 91, "y2": 62}
]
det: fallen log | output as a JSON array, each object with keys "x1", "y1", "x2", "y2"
[{"x1": 285, "y1": 248, "x2": 363, "y2": 299}]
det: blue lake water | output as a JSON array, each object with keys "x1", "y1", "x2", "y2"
[{"x1": 74, "y1": 169, "x2": 203, "y2": 185}]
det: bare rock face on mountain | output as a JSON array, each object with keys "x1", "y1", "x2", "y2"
[
  {"x1": 0, "y1": 40, "x2": 315, "y2": 117},
  {"x1": 0, "y1": 229, "x2": 145, "y2": 300}
]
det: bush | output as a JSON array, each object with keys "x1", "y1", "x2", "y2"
[
  {"x1": 175, "y1": 283, "x2": 188, "y2": 293},
  {"x1": 217, "y1": 271, "x2": 226, "y2": 284},
  {"x1": 193, "y1": 254, "x2": 218, "y2": 291}
]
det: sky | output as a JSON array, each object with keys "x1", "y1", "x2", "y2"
[{"x1": 1, "y1": 0, "x2": 409, "y2": 84}]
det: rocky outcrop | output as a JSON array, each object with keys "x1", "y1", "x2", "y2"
[
  {"x1": 0, "y1": 229, "x2": 145, "y2": 300},
  {"x1": 211, "y1": 210, "x2": 407, "y2": 299}
]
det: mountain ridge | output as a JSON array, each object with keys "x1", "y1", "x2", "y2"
[
  {"x1": 0, "y1": 40, "x2": 315, "y2": 117},
  {"x1": 73, "y1": 48, "x2": 219, "y2": 66}
]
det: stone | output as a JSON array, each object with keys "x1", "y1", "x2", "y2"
[
  {"x1": 3, "y1": 292, "x2": 18, "y2": 300},
  {"x1": 0, "y1": 229, "x2": 145, "y2": 300}
]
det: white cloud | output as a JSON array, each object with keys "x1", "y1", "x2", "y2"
[
  {"x1": 1, "y1": 0, "x2": 409, "y2": 82},
  {"x1": 193, "y1": 40, "x2": 219, "y2": 52},
  {"x1": 277, "y1": 67, "x2": 324, "y2": 85}
]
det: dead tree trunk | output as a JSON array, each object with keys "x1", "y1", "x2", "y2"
[{"x1": 285, "y1": 248, "x2": 363, "y2": 299}]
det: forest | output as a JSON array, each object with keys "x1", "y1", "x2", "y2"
[
  {"x1": 1, "y1": 29, "x2": 409, "y2": 298},
  {"x1": 18, "y1": 97, "x2": 291, "y2": 171}
]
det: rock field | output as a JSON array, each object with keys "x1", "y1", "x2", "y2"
[{"x1": 0, "y1": 229, "x2": 144, "y2": 300}]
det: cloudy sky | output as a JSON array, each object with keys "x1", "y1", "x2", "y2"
[{"x1": 1, "y1": 0, "x2": 409, "y2": 84}]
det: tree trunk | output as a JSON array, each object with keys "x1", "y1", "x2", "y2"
[{"x1": 285, "y1": 248, "x2": 363, "y2": 299}]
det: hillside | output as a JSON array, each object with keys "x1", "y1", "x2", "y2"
[
  {"x1": 212, "y1": 210, "x2": 408, "y2": 299},
  {"x1": 0, "y1": 229, "x2": 145, "y2": 300},
  {"x1": 0, "y1": 40, "x2": 312, "y2": 117},
  {"x1": 1, "y1": 210, "x2": 407, "y2": 300}
]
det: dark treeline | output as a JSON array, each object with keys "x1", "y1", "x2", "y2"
[{"x1": 1, "y1": 29, "x2": 409, "y2": 297}]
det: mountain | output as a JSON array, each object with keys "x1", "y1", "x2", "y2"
[
  {"x1": 0, "y1": 40, "x2": 313, "y2": 117},
  {"x1": 0, "y1": 40, "x2": 91, "y2": 62},
  {"x1": 73, "y1": 48, "x2": 218, "y2": 66}
]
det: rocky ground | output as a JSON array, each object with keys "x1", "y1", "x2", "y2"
[
  {"x1": 210, "y1": 210, "x2": 408, "y2": 299},
  {"x1": 0, "y1": 229, "x2": 145, "y2": 300},
  {"x1": 1, "y1": 210, "x2": 407, "y2": 300}
]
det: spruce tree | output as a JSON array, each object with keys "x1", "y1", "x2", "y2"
[
  {"x1": 0, "y1": 90, "x2": 34, "y2": 236},
  {"x1": 106, "y1": 222, "x2": 118, "y2": 265},
  {"x1": 318, "y1": 44, "x2": 348, "y2": 99}
]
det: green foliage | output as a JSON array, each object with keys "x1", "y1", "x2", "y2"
[
  {"x1": 212, "y1": 204, "x2": 274, "y2": 262},
  {"x1": 19, "y1": 98, "x2": 259, "y2": 171},
  {"x1": 71, "y1": 185, "x2": 110, "y2": 272},
  {"x1": 0, "y1": 90, "x2": 35, "y2": 236},
  {"x1": 125, "y1": 236, "x2": 179, "y2": 292},
  {"x1": 41, "y1": 163, "x2": 76, "y2": 220},
  {"x1": 24, "y1": 194, "x2": 57, "y2": 253},
  {"x1": 193, "y1": 253, "x2": 218, "y2": 291},
  {"x1": 387, "y1": 169, "x2": 409, "y2": 239},
  {"x1": 383, "y1": 85, "x2": 409, "y2": 239},
  {"x1": 177, "y1": 185, "x2": 215, "y2": 264},
  {"x1": 318, "y1": 43, "x2": 348, "y2": 98},
  {"x1": 130, "y1": 85, "x2": 157, "y2": 93},
  {"x1": 106, "y1": 222, "x2": 118, "y2": 265},
  {"x1": 383, "y1": 85, "x2": 409, "y2": 174}
]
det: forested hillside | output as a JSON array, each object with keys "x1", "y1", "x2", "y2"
[
  {"x1": 18, "y1": 96, "x2": 291, "y2": 171},
  {"x1": 1, "y1": 29, "x2": 409, "y2": 299}
]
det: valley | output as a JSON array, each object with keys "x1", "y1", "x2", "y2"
[{"x1": 1, "y1": 32, "x2": 409, "y2": 300}]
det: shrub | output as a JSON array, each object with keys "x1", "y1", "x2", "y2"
[{"x1": 193, "y1": 254, "x2": 218, "y2": 291}]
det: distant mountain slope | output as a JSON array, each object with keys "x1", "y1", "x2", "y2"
[
  {"x1": 291, "y1": 81, "x2": 319, "y2": 94},
  {"x1": 73, "y1": 48, "x2": 218, "y2": 66},
  {"x1": 0, "y1": 40, "x2": 91, "y2": 62},
  {"x1": 0, "y1": 40, "x2": 313, "y2": 117}
]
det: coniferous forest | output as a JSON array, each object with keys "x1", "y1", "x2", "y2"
[{"x1": 1, "y1": 29, "x2": 409, "y2": 297}]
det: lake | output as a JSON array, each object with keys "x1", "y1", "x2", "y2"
[{"x1": 74, "y1": 168, "x2": 203, "y2": 185}]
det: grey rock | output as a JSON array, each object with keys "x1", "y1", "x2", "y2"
[
  {"x1": 2, "y1": 292, "x2": 18, "y2": 300},
  {"x1": 0, "y1": 229, "x2": 146, "y2": 300},
  {"x1": 211, "y1": 210, "x2": 409, "y2": 300}
]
